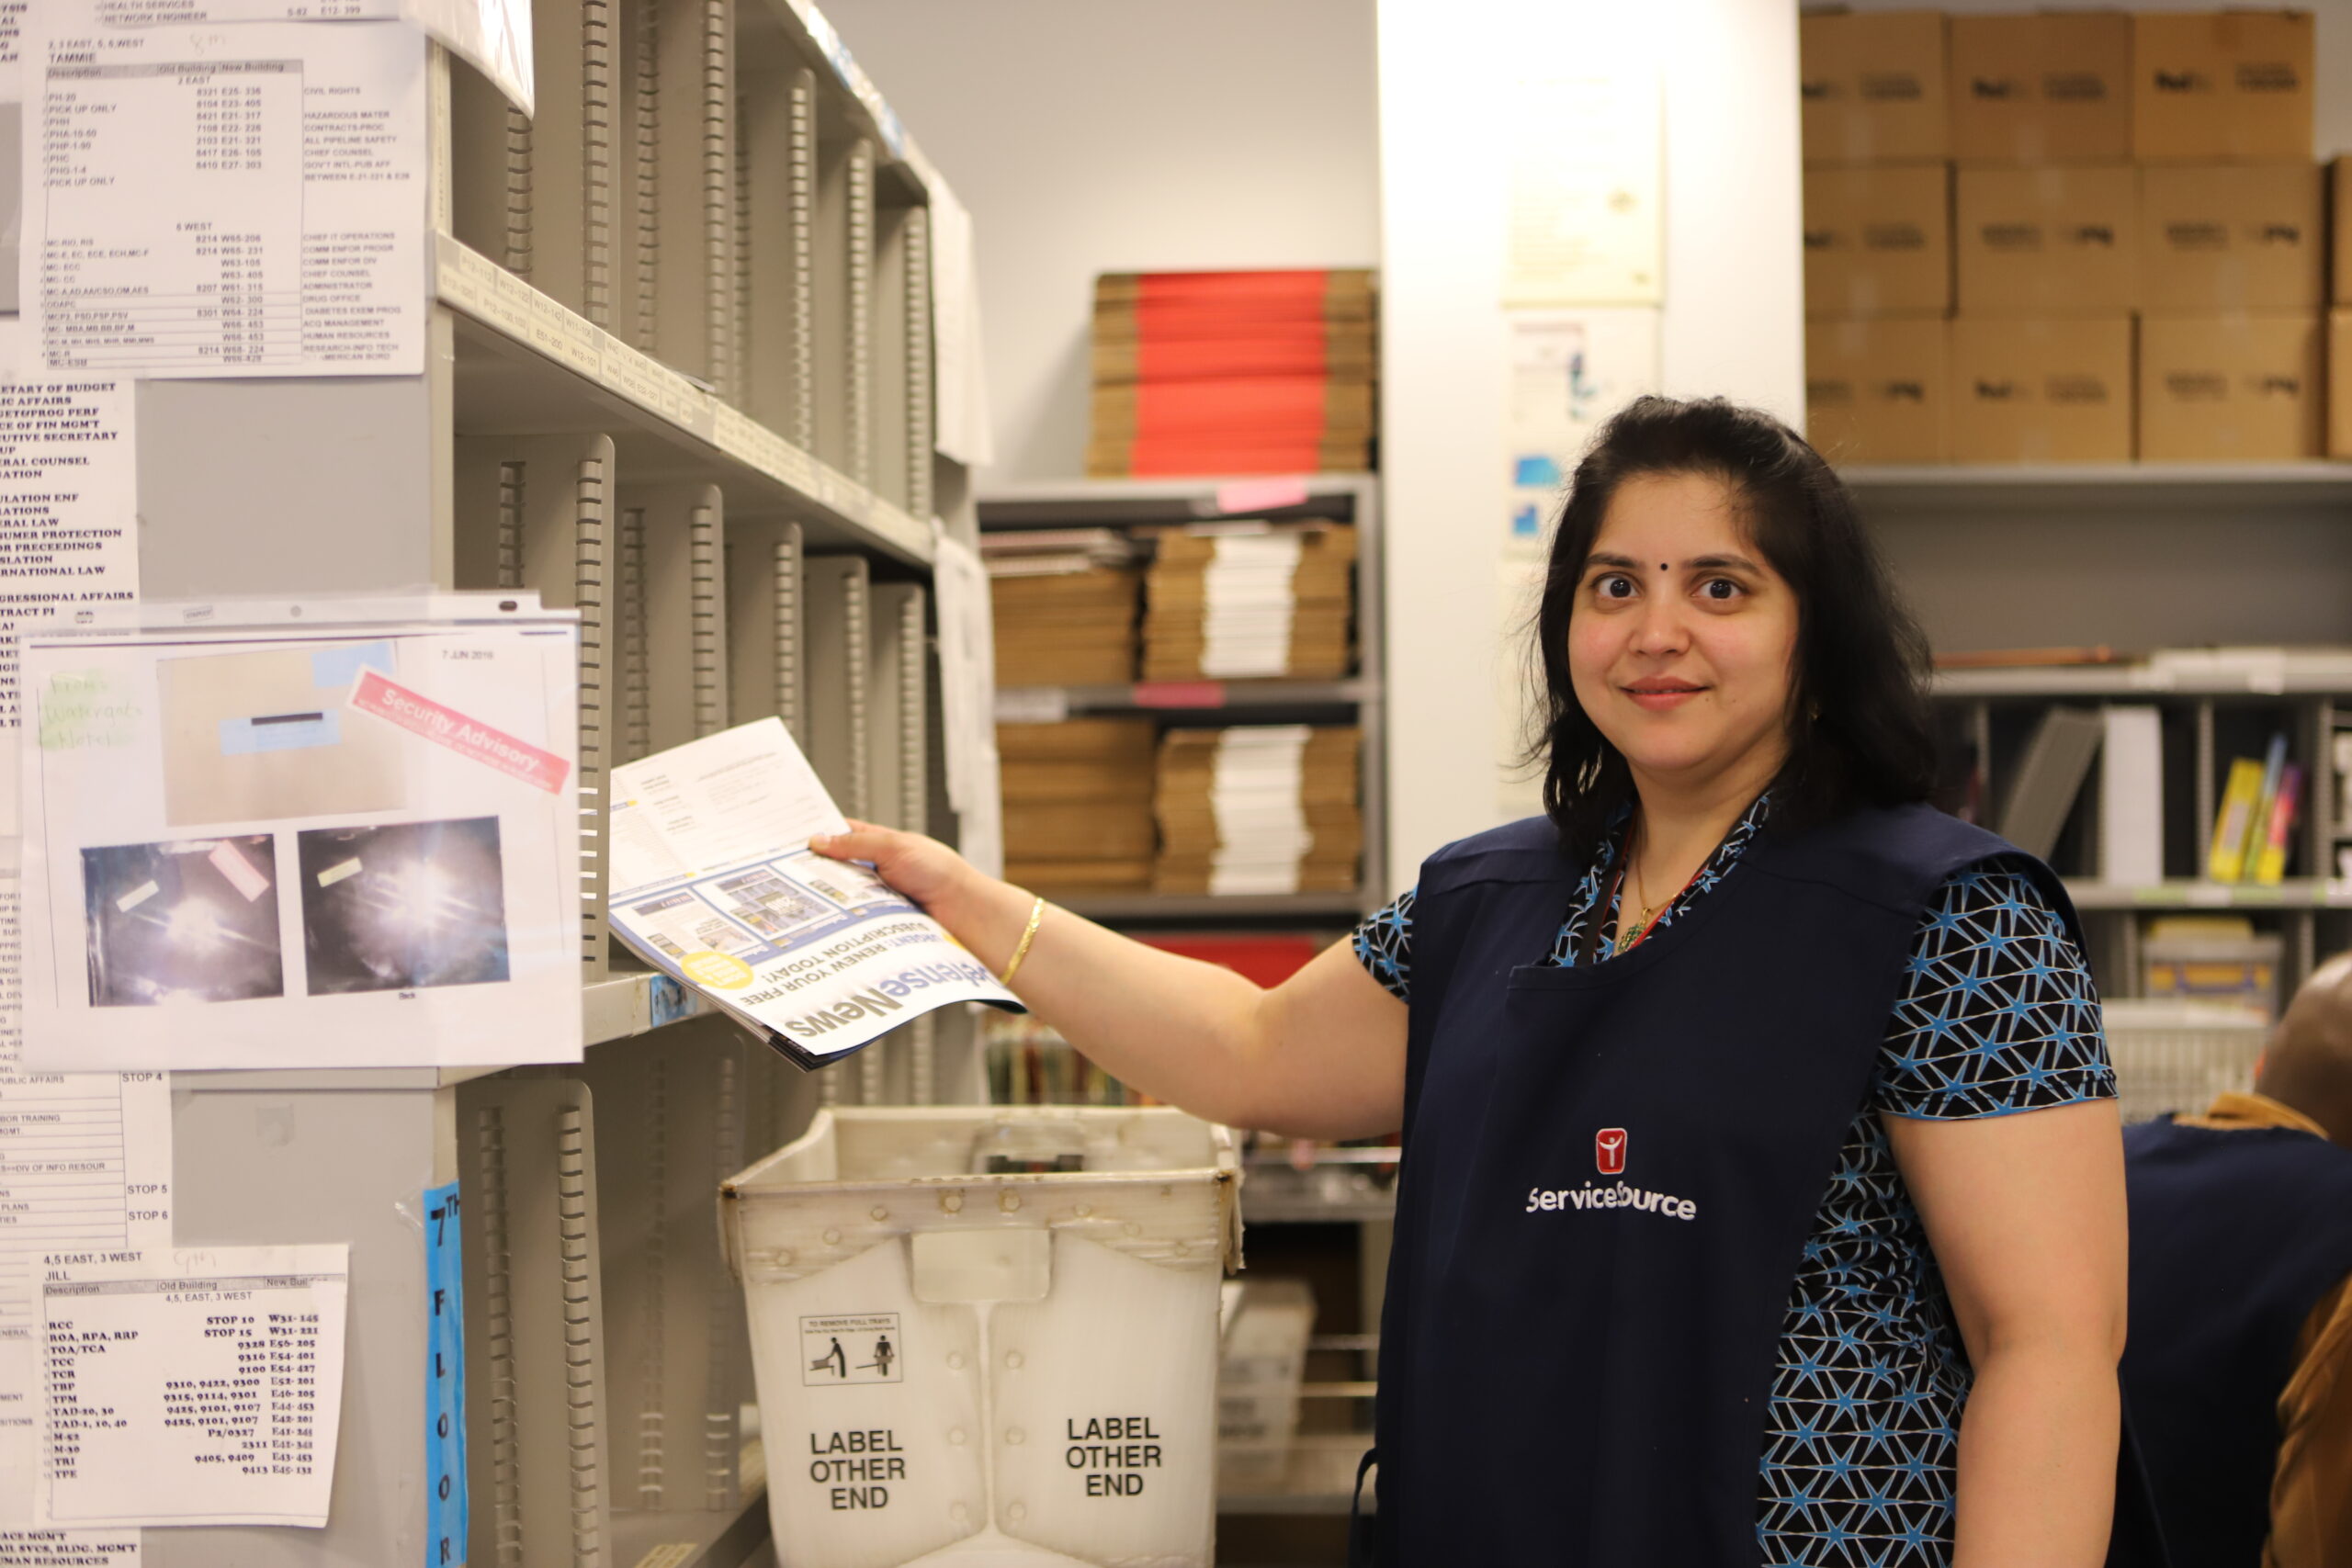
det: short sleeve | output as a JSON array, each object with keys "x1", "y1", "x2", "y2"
[
  {"x1": 1874, "y1": 858, "x2": 2117, "y2": 1120},
  {"x1": 1352, "y1": 886, "x2": 1417, "y2": 1004}
]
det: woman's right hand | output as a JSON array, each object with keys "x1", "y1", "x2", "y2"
[{"x1": 809, "y1": 820, "x2": 993, "y2": 928}]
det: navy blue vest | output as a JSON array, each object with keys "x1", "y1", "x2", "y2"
[
  {"x1": 2121, "y1": 1115, "x2": 2352, "y2": 1567},
  {"x1": 1371, "y1": 804, "x2": 2121, "y2": 1565}
]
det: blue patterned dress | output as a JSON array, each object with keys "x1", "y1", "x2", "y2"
[{"x1": 1351, "y1": 795, "x2": 2117, "y2": 1568}]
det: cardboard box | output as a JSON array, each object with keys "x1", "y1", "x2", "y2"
[
  {"x1": 2140, "y1": 163, "x2": 2323, "y2": 311},
  {"x1": 1956, "y1": 166, "x2": 2138, "y2": 313},
  {"x1": 1950, "y1": 316, "x2": 2135, "y2": 462},
  {"x1": 1801, "y1": 11, "x2": 1949, "y2": 164},
  {"x1": 1804, "y1": 164, "x2": 1951, "y2": 317},
  {"x1": 1806, "y1": 318, "x2": 1949, "y2": 464},
  {"x1": 1949, "y1": 13, "x2": 2132, "y2": 164},
  {"x1": 2133, "y1": 11, "x2": 2315, "y2": 162},
  {"x1": 2330, "y1": 310, "x2": 2352, "y2": 457},
  {"x1": 2138, "y1": 314, "x2": 2321, "y2": 460},
  {"x1": 2334, "y1": 157, "x2": 2352, "y2": 304}
]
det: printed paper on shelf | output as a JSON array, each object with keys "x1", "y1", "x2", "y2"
[
  {"x1": 0, "y1": 6, "x2": 24, "y2": 378},
  {"x1": 925, "y1": 184, "x2": 993, "y2": 466},
  {"x1": 23, "y1": 11, "x2": 426, "y2": 378},
  {"x1": 71, "y1": 0, "x2": 536, "y2": 117},
  {"x1": 928, "y1": 532, "x2": 1003, "y2": 878},
  {"x1": 0, "y1": 376, "x2": 160, "y2": 1548},
  {"x1": 605, "y1": 718, "x2": 1021, "y2": 1069},
  {"x1": 401, "y1": 0, "x2": 531, "y2": 113},
  {"x1": 0, "y1": 850, "x2": 172, "y2": 1533},
  {"x1": 17, "y1": 604, "x2": 583, "y2": 1072},
  {"x1": 36, "y1": 1245, "x2": 347, "y2": 1528},
  {"x1": 0, "y1": 1532, "x2": 140, "y2": 1566},
  {"x1": 0, "y1": 381, "x2": 138, "y2": 840}
]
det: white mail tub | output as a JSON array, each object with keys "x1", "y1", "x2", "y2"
[{"x1": 721, "y1": 1107, "x2": 1241, "y2": 1568}]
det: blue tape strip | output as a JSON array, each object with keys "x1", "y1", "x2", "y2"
[
  {"x1": 220, "y1": 711, "x2": 342, "y2": 754},
  {"x1": 311, "y1": 640, "x2": 396, "y2": 690},
  {"x1": 1513, "y1": 455, "x2": 1563, "y2": 488},
  {"x1": 424, "y1": 1181, "x2": 468, "y2": 1568}
]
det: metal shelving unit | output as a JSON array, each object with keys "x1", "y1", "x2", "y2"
[
  {"x1": 140, "y1": 8, "x2": 980, "y2": 1565},
  {"x1": 978, "y1": 476, "x2": 1389, "y2": 1522},
  {"x1": 1845, "y1": 462, "x2": 2352, "y2": 511},
  {"x1": 1849, "y1": 462, "x2": 2352, "y2": 1010}
]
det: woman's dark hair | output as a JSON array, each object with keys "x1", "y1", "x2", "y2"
[{"x1": 1522, "y1": 395, "x2": 1937, "y2": 859}]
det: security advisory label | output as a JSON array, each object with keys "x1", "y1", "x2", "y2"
[{"x1": 800, "y1": 1314, "x2": 901, "y2": 1387}]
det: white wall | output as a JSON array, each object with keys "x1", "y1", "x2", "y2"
[
  {"x1": 819, "y1": 0, "x2": 1381, "y2": 482},
  {"x1": 1376, "y1": 0, "x2": 1805, "y2": 886},
  {"x1": 1835, "y1": 0, "x2": 2352, "y2": 158}
]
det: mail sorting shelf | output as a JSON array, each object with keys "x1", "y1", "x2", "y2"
[
  {"x1": 132, "y1": 2, "x2": 981, "y2": 1561},
  {"x1": 439, "y1": 446, "x2": 962, "y2": 1565}
]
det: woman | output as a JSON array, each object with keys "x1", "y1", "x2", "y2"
[{"x1": 816, "y1": 397, "x2": 2134, "y2": 1567}]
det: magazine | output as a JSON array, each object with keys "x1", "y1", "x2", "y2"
[{"x1": 606, "y1": 718, "x2": 1020, "y2": 1067}]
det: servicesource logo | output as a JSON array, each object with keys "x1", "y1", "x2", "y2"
[{"x1": 1523, "y1": 1127, "x2": 1700, "y2": 1221}]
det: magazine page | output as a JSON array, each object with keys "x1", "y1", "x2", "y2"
[{"x1": 607, "y1": 718, "x2": 1019, "y2": 1066}]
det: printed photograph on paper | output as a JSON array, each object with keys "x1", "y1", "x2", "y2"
[
  {"x1": 707, "y1": 866, "x2": 834, "y2": 939},
  {"x1": 157, "y1": 641, "x2": 411, "y2": 826},
  {"x1": 297, "y1": 818, "x2": 510, "y2": 995},
  {"x1": 82, "y1": 835, "x2": 285, "y2": 1007}
]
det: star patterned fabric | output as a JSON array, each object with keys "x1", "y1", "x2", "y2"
[{"x1": 1350, "y1": 796, "x2": 2116, "y2": 1567}]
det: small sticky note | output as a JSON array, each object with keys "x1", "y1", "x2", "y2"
[
  {"x1": 316, "y1": 858, "x2": 363, "y2": 889},
  {"x1": 311, "y1": 640, "x2": 397, "y2": 690},
  {"x1": 1513, "y1": 455, "x2": 1564, "y2": 488},
  {"x1": 207, "y1": 841, "x2": 271, "y2": 902},
  {"x1": 1214, "y1": 477, "x2": 1311, "y2": 515}
]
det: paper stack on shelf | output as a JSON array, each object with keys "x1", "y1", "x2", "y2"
[
  {"x1": 1142, "y1": 523, "x2": 1355, "y2": 682},
  {"x1": 1088, "y1": 269, "x2": 1377, "y2": 477},
  {"x1": 1154, "y1": 725, "x2": 1361, "y2": 897},
  {"x1": 983, "y1": 529, "x2": 1141, "y2": 688},
  {"x1": 1000, "y1": 717, "x2": 1159, "y2": 893}
]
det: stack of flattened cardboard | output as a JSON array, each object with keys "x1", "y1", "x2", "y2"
[
  {"x1": 1088, "y1": 269, "x2": 1376, "y2": 477},
  {"x1": 1000, "y1": 718, "x2": 1158, "y2": 894},
  {"x1": 1141, "y1": 524, "x2": 1354, "y2": 682},
  {"x1": 1153, "y1": 725, "x2": 1361, "y2": 897},
  {"x1": 982, "y1": 529, "x2": 1140, "y2": 688}
]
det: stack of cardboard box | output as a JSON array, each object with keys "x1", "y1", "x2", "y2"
[
  {"x1": 1152, "y1": 725, "x2": 1363, "y2": 897},
  {"x1": 1803, "y1": 9, "x2": 2322, "y2": 465},
  {"x1": 1803, "y1": 10, "x2": 1955, "y2": 464},
  {"x1": 1140, "y1": 523, "x2": 1356, "y2": 682},
  {"x1": 984, "y1": 536, "x2": 1142, "y2": 690},
  {"x1": 998, "y1": 718, "x2": 1159, "y2": 895},
  {"x1": 1087, "y1": 271, "x2": 1378, "y2": 478}
]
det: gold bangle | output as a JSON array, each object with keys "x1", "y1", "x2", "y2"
[{"x1": 999, "y1": 895, "x2": 1046, "y2": 986}]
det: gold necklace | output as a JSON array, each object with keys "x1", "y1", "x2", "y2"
[{"x1": 1613, "y1": 832, "x2": 1694, "y2": 955}]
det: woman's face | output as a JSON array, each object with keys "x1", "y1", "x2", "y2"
[{"x1": 1566, "y1": 472, "x2": 1801, "y2": 795}]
